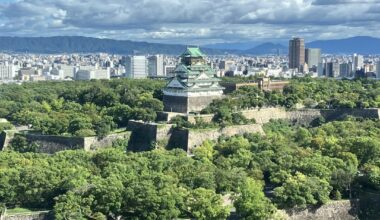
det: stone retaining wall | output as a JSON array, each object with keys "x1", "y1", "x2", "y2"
[
  {"x1": 0, "y1": 130, "x2": 18, "y2": 151},
  {"x1": 127, "y1": 120, "x2": 173, "y2": 151},
  {"x1": 281, "y1": 200, "x2": 357, "y2": 220},
  {"x1": 187, "y1": 124, "x2": 264, "y2": 153},
  {"x1": 186, "y1": 114, "x2": 214, "y2": 124},
  {"x1": 127, "y1": 121, "x2": 265, "y2": 152},
  {"x1": 127, "y1": 108, "x2": 380, "y2": 152},
  {"x1": 243, "y1": 108, "x2": 379, "y2": 125},
  {"x1": 241, "y1": 108, "x2": 288, "y2": 124},
  {"x1": 0, "y1": 131, "x2": 131, "y2": 154},
  {"x1": 83, "y1": 132, "x2": 131, "y2": 151},
  {"x1": 2, "y1": 211, "x2": 52, "y2": 220},
  {"x1": 320, "y1": 108, "x2": 380, "y2": 121},
  {"x1": 2, "y1": 108, "x2": 378, "y2": 154}
]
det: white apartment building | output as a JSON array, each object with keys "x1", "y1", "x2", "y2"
[
  {"x1": 76, "y1": 66, "x2": 111, "y2": 80},
  {"x1": 124, "y1": 56, "x2": 148, "y2": 79},
  {"x1": 0, "y1": 62, "x2": 18, "y2": 80}
]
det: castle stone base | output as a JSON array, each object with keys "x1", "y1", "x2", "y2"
[{"x1": 163, "y1": 95, "x2": 222, "y2": 113}]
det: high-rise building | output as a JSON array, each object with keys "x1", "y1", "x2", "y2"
[
  {"x1": 326, "y1": 62, "x2": 340, "y2": 78},
  {"x1": 352, "y1": 54, "x2": 364, "y2": 76},
  {"x1": 289, "y1": 37, "x2": 305, "y2": 71},
  {"x1": 317, "y1": 63, "x2": 325, "y2": 77},
  {"x1": 305, "y1": 48, "x2": 321, "y2": 68},
  {"x1": 148, "y1": 55, "x2": 164, "y2": 76},
  {"x1": 340, "y1": 63, "x2": 351, "y2": 78},
  {"x1": 124, "y1": 56, "x2": 148, "y2": 78},
  {"x1": 376, "y1": 61, "x2": 380, "y2": 78}
]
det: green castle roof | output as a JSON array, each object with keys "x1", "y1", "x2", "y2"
[{"x1": 181, "y1": 47, "x2": 205, "y2": 57}]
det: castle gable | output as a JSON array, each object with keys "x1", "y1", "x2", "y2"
[{"x1": 167, "y1": 78, "x2": 186, "y2": 89}]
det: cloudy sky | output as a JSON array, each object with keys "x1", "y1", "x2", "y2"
[{"x1": 0, "y1": 0, "x2": 380, "y2": 45}]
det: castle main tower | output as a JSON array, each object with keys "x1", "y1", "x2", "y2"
[{"x1": 163, "y1": 47, "x2": 224, "y2": 113}]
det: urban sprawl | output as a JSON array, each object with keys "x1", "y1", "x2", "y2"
[{"x1": 0, "y1": 37, "x2": 379, "y2": 83}]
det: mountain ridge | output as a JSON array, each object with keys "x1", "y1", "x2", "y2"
[
  {"x1": 239, "y1": 36, "x2": 380, "y2": 55},
  {"x1": 0, "y1": 36, "x2": 230, "y2": 55},
  {"x1": 0, "y1": 36, "x2": 379, "y2": 55}
]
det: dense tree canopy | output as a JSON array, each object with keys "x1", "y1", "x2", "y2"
[
  {"x1": 0, "y1": 79, "x2": 165, "y2": 137},
  {"x1": 1, "y1": 117, "x2": 379, "y2": 218},
  {"x1": 204, "y1": 78, "x2": 380, "y2": 113},
  {"x1": 1, "y1": 78, "x2": 380, "y2": 219}
]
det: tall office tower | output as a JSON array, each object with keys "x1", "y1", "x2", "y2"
[
  {"x1": 289, "y1": 37, "x2": 305, "y2": 71},
  {"x1": 317, "y1": 63, "x2": 325, "y2": 77},
  {"x1": 377, "y1": 61, "x2": 380, "y2": 78},
  {"x1": 352, "y1": 54, "x2": 364, "y2": 76},
  {"x1": 148, "y1": 55, "x2": 164, "y2": 76},
  {"x1": 124, "y1": 56, "x2": 148, "y2": 79},
  {"x1": 305, "y1": 48, "x2": 321, "y2": 68},
  {"x1": 326, "y1": 62, "x2": 340, "y2": 78},
  {"x1": 340, "y1": 63, "x2": 351, "y2": 78}
]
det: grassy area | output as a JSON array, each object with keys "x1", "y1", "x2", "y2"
[
  {"x1": 111, "y1": 128, "x2": 128, "y2": 134},
  {"x1": 5, "y1": 207, "x2": 48, "y2": 216}
]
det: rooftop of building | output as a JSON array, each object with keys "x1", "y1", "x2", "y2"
[{"x1": 181, "y1": 47, "x2": 205, "y2": 58}]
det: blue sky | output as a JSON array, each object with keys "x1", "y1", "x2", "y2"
[{"x1": 0, "y1": 0, "x2": 380, "y2": 44}]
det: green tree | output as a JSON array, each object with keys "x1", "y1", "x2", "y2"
[
  {"x1": 9, "y1": 135, "x2": 38, "y2": 153},
  {"x1": 54, "y1": 191, "x2": 95, "y2": 220},
  {"x1": 234, "y1": 178, "x2": 276, "y2": 220},
  {"x1": 274, "y1": 172, "x2": 332, "y2": 208},
  {"x1": 186, "y1": 188, "x2": 229, "y2": 220}
]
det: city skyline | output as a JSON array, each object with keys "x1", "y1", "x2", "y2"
[{"x1": 1, "y1": 0, "x2": 380, "y2": 45}]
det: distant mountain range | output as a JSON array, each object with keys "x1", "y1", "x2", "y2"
[
  {"x1": 233, "y1": 36, "x2": 380, "y2": 55},
  {"x1": 0, "y1": 36, "x2": 379, "y2": 55},
  {"x1": 0, "y1": 36, "x2": 227, "y2": 55},
  {"x1": 306, "y1": 36, "x2": 380, "y2": 54},
  {"x1": 242, "y1": 43, "x2": 287, "y2": 55},
  {"x1": 204, "y1": 41, "x2": 262, "y2": 50}
]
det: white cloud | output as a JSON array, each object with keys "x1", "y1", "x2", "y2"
[{"x1": 0, "y1": 0, "x2": 380, "y2": 44}]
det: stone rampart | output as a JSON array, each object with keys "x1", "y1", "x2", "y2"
[
  {"x1": 83, "y1": 132, "x2": 131, "y2": 151},
  {"x1": 0, "y1": 131, "x2": 131, "y2": 154},
  {"x1": 0, "y1": 130, "x2": 18, "y2": 151},
  {"x1": 280, "y1": 200, "x2": 357, "y2": 220},
  {"x1": 127, "y1": 120, "x2": 173, "y2": 151},
  {"x1": 156, "y1": 111, "x2": 186, "y2": 122},
  {"x1": 24, "y1": 134, "x2": 84, "y2": 153},
  {"x1": 320, "y1": 108, "x2": 380, "y2": 121},
  {"x1": 287, "y1": 109, "x2": 323, "y2": 125},
  {"x1": 2, "y1": 211, "x2": 52, "y2": 220},
  {"x1": 242, "y1": 108, "x2": 379, "y2": 125},
  {"x1": 187, "y1": 124, "x2": 264, "y2": 153},
  {"x1": 167, "y1": 128, "x2": 188, "y2": 151},
  {"x1": 126, "y1": 108, "x2": 380, "y2": 152},
  {"x1": 241, "y1": 108, "x2": 288, "y2": 124},
  {"x1": 162, "y1": 108, "x2": 380, "y2": 127},
  {"x1": 127, "y1": 121, "x2": 264, "y2": 152},
  {"x1": 186, "y1": 114, "x2": 214, "y2": 124},
  {"x1": 2, "y1": 108, "x2": 378, "y2": 154}
]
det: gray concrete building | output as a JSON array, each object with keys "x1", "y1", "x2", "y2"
[
  {"x1": 148, "y1": 55, "x2": 164, "y2": 76},
  {"x1": 305, "y1": 48, "x2": 321, "y2": 68}
]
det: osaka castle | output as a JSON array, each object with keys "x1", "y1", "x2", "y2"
[{"x1": 163, "y1": 47, "x2": 224, "y2": 113}]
